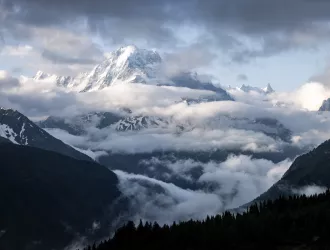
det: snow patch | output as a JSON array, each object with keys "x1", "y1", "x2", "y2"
[{"x1": 0, "y1": 124, "x2": 18, "y2": 144}]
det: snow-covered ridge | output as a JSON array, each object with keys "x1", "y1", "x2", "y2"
[
  {"x1": 230, "y1": 83, "x2": 275, "y2": 94},
  {"x1": 0, "y1": 108, "x2": 92, "y2": 161},
  {"x1": 115, "y1": 116, "x2": 168, "y2": 131},
  {"x1": 0, "y1": 109, "x2": 40, "y2": 145}
]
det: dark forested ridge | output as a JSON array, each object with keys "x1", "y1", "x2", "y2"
[
  {"x1": 254, "y1": 139, "x2": 330, "y2": 202},
  {"x1": 0, "y1": 143, "x2": 126, "y2": 250},
  {"x1": 85, "y1": 192, "x2": 330, "y2": 250}
]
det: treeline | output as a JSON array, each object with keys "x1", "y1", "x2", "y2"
[{"x1": 84, "y1": 191, "x2": 330, "y2": 250}]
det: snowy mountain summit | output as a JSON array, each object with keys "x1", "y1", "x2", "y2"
[
  {"x1": 239, "y1": 83, "x2": 274, "y2": 94},
  {"x1": 34, "y1": 45, "x2": 162, "y2": 92},
  {"x1": 263, "y1": 83, "x2": 275, "y2": 94},
  {"x1": 32, "y1": 45, "x2": 233, "y2": 101},
  {"x1": 77, "y1": 45, "x2": 162, "y2": 91}
]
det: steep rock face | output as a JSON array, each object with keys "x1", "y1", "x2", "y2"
[
  {"x1": 319, "y1": 98, "x2": 330, "y2": 111},
  {"x1": 0, "y1": 108, "x2": 91, "y2": 161},
  {"x1": 254, "y1": 139, "x2": 330, "y2": 202},
  {"x1": 76, "y1": 45, "x2": 162, "y2": 92},
  {"x1": 0, "y1": 143, "x2": 125, "y2": 250}
]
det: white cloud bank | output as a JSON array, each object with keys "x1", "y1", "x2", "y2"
[
  {"x1": 293, "y1": 185, "x2": 327, "y2": 197},
  {"x1": 1, "y1": 71, "x2": 330, "y2": 225},
  {"x1": 114, "y1": 155, "x2": 292, "y2": 224}
]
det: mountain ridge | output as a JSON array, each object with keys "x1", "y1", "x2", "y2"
[
  {"x1": 236, "y1": 83, "x2": 275, "y2": 94},
  {"x1": 0, "y1": 107, "x2": 91, "y2": 161}
]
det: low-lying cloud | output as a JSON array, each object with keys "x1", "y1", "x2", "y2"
[
  {"x1": 1, "y1": 71, "x2": 330, "y2": 225},
  {"x1": 114, "y1": 155, "x2": 292, "y2": 224},
  {"x1": 292, "y1": 185, "x2": 327, "y2": 197}
]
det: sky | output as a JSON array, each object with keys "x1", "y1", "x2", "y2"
[{"x1": 2, "y1": 0, "x2": 330, "y2": 91}]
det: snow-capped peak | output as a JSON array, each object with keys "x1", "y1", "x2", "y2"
[
  {"x1": 44, "y1": 45, "x2": 163, "y2": 92},
  {"x1": 110, "y1": 45, "x2": 161, "y2": 69},
  {"x1": 263, "y1": 83, "x2": 275, "y2": 94},
  {"x1": 34, "y1": 71, "x2": 52, "y2": 80}
]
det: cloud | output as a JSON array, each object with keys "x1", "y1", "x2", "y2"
[
  {"x1": 161, "y1": 43, "x2": 217, "y2": 77},
  {"x1": 0, "y1": 28, "x2": 104, "y2": 75},
  {"x1": 198, "y1": 155, "x2": 292, "y2": 208},
  {"x1": 2, "y1": 0, "x2": 330, "y2": 65},
  {"x1": 114, "y1": 155, "x2": 292, "y2": 224},
  {"x1": 3, "y1": 72, "x2": 330, "y2": 156},
  {"x1": 0, "y1": 70, "x2": 20, "y2": 89},
  {"x1": 237, "y1": 74, "x2": 248, "y2": 81},
  {"x1": 292, "y1": 185, "x2": 327, "y2": 197},
  {"x1": 114, "y1": 169, "x2": 223, "y2": 224},
  {"x1": 228, "y1": 81, "x2": 330, "y2": 112}
]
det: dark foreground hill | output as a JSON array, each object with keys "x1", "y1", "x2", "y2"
[
  {"x1": 85, "y1": 192, "x2": 330, "y2": 250},
  {"x1": 0, "y1": 142, "x2": 126, "y2": 250},
  {"x1": 255, "y1": 139, "x2": 330, "y2": 202}
]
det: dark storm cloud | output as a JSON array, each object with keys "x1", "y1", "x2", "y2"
[
  {"x1": 2, "y1": 0, "x2": 330, "y2": 60},
  {"x1": 0, "y1": 0, "x2": 182, "y2": 46}
]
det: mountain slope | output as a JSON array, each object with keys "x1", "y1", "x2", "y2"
[
  {"x1": 0, "y1": 143, "x2": 125, "y2": 250},
  {"x1": 254, "y1": 139, "x2": 330, "y2": 202},
  {"x1": 0, "y1": 108, "x2": 91, "y2": 161}
]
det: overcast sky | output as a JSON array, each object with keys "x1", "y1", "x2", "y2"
[{"x1": 1, "y1": 0, "x2": 330, "y2": 90}]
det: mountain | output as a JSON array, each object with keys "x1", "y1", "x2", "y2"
[
  {"x1": 34, "y1": 45, "x2": 162, "y2": 92},
  {"x1": 0, "y1": 142, "x2": 126, "y2": 250},
  {"x1": 115, "y1": 115, "x2": 170, "y2": 132},
  {"x1": 0, "y1": 107, "x2": 91, "y2": 161},
  {"x1": 33, "y1": 71, "x2": 74, "y2": 86},
  {"x1": 263, "y1": 83, "x2": 275, "y2": 94},
  {"x1": 0, "y1": 136, "x2": 11, "y2": 144},
  {"x1": 39, "y1": 111, "x2": 128, "y2": 136},
  {"x1": 319, "y1": 98, "x2": 330, "y2": 111},
  {"x1": 238, "y1": 83, "x2": 274, "y2": 94},
  {"x1": 254, "y1": 139, "x2": 330, "y2": 202},
  {"x1": 33, "y1": 46, "x2": 233, "y2": 101}
]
